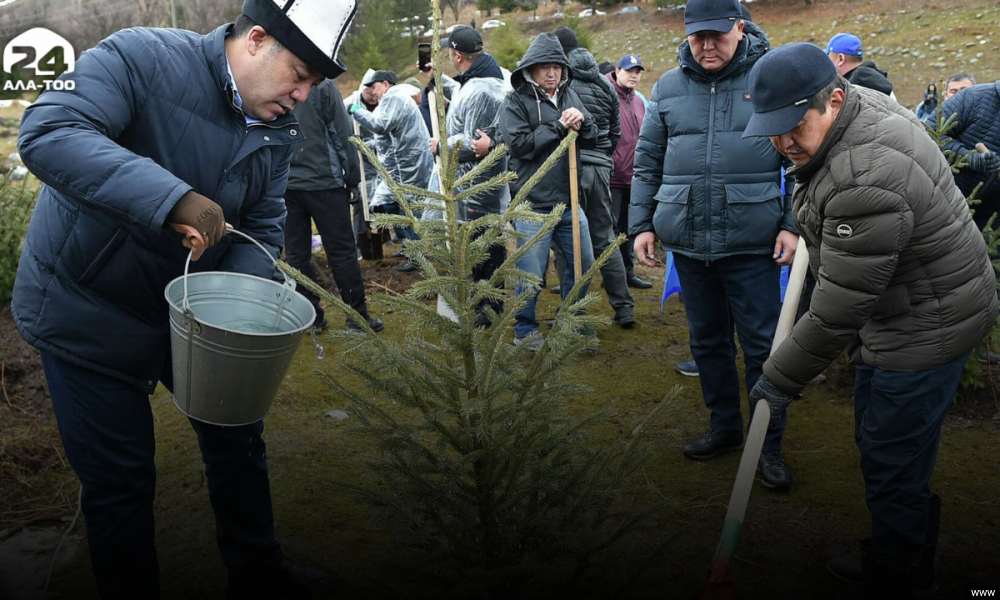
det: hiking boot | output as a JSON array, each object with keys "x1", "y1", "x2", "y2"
[
  {"x1": 613, "y1": 312, "x2": 637, "y2": 329},
  {"x1": 311, "y1": 317, "x2": 329, "y2": 335},
  {"x1": 757, "y1": 450, "x2": 792, "y2": 490},
  {"x1": 513, "y1": 336, "x2": 544, "y2": 352},
  {"x1": 549, "y1": 284, "x2": 562, "y2": 295},
  {"x1": 683, "y1": 429, "x2": 744, "y2": 460},
  {"x1": 394, "y1": 260, "x2": 418, "y2": 272},
  {"x1": 627, "y1": 274, "x2": 653, "y2": 289},
  {"x1": 227, "y1": 557, "x2": 327, "y2": 600},
  {"x1": 860, "y1": 540, "x2": 915, "y2": 600},
  {"x1": 346, "y1": 315, "x2": 385, "y2": 333},
  {"x1": 675, "y1": 360, "x2": 700, "y2": 377},
  {"x1": 390, "y1": 250, "x2": 404, "y2": 258}
]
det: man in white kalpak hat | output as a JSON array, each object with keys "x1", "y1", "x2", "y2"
[{"x1": 11, "y1": 1, "x2": 357, "y2": 598}]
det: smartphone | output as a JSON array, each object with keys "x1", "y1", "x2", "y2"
[{"x1": 418, "y1": 42, "x2": 432, "y2": 72}]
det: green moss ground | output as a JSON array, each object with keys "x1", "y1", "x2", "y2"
[{"x1": 35, "y1": 257, "x2": 1000, "y2": 599}]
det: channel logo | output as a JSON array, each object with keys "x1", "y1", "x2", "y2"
[{"x1": 2, "y1": 27, "x2": 76, "y2": 91}]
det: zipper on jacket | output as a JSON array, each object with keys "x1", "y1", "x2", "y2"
[{"x1": 704, "y1": 82, "x2": 717, "y2": 266}]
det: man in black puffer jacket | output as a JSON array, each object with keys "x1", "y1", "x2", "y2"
[
  {"x1": 631, "y1": 0, "x2": 797, "y2": 489},
  {"x1": 554, "y1": 26, "x2": 636, "y2": 328},
  {"x1": 500, "y1": 32, "x2": 598, "y2": 349}
]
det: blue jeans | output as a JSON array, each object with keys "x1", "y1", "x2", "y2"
[
  {"x1": 673, "y1": 253, "x2": 785, "y2": 451},
  {"x1": 514, "y1": 207, "x2": 595, "y2": 338},
  {"x1": 40, "y1": 352, "x2": 283, "y2": 600},
  {"x1": 855, "y1": 351, "x2": 970, "y2": 550}
]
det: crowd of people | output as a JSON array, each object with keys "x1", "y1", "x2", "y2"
[{"x1": 8, "y1": 0, "x2": 1000, "y2": 597}]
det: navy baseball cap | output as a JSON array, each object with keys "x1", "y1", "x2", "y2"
[
  {"x1": 617, "y1": 54, "x2": 645, "y2": 71},
  {"x1": 364, "y1": 70, "x2": 397, "y2": 86},
  {"x1": 825, "y1": 33, "x2": 863, "y2": 56},
  {"x1": 684, "y1": 0, "x2": 742, "y2": 36},
  {"x1": 743, "y1": 42, "x2": 838, "y2": 138}
]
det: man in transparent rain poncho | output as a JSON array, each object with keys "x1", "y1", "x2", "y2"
[{"x1": 349, "y1": 71, "x2": 433, "y2": 271}]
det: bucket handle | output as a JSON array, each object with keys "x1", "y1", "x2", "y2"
[{"x1": 181, "y1": 226, "x2": 295, "y2": 326}]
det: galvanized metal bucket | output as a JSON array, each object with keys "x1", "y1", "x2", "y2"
[{"x1": 164, "y1": 229, "x2": 315, "y2": 426}]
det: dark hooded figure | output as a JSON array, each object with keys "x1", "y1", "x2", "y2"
[
  {"x1": 499, "y1": 32, "x2": 598, "y2": 349},
  {"x1": 554, "y1": 25, "x2": 636, "y2": 328}
]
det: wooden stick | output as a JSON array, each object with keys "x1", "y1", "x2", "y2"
[
  {"x1": 568, "y1": 142, "x2": 582, "y2": 282},
  {"x1": 352, "y1": 120, "x2": 371, "y2": 223},
  {"x1": 428, "y1": 90, "x2": 443, "y2": 171},
  {"x1": 771, "y1": 241, "x2": 810, "y2": 354},
  {"x1": 699, "y1": 241, "x2": 810, "y2": 600}
]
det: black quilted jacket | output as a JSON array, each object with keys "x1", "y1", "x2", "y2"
[
  {"x1": 928, "y1": 81, "x2": 1000, "y2": 227},
  {"x1": 566, "y1": 47, "x2": 620, "y2": 168}
]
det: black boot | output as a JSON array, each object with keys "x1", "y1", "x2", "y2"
[
  {"x1": 828, "y1": 496, "x2": 939, "y2": 599},
  {"x1": 860, "y1": 540, "x2": 915, "y2": 600},
  {"x1": 911, "y1": 494, "x2": 940, "y2": 598}
]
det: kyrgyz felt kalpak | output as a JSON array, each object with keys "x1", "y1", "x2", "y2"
[{"x1": 241, "y1": 0, "x2": 358, "y2": 79}]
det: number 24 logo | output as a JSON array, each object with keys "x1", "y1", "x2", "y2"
[{"x1": 3, "y1": 28, "x2": 76, "y2": 76}]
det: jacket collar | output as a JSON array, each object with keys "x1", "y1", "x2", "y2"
[
  {"x1": 607, "y1": 72, "x2": 633, "y2": 101},
  {"x1": 679, "y1": 36, "x2": 751, "y2": 82},
  {"x1": 456, "y1": 53, "x2": 503, "y2": 85},
  {"x1": 788, "y1": 83, "x2": 861, "y2": 181}
]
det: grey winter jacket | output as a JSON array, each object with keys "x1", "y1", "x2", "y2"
[
  {"x1": 12, "y1": 25, "x2": 294, "y2": 393},
  {"x1": 288, "y1": 79, "x2": 360, "y2": 191},
  {"x1": 629, "y1": 30, "x2": 795, "y2": 262},
  {"x1": 764, "y1": 84, "x2": 998, "y2": 395},
  {"x1": 566, "y1": 47, "x2": 620, "y2": 168},
  {"x1": 500, "y1": 33, "x2": 598, "y2": 211}
]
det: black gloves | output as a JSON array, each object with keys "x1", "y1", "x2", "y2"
[
  {"x1": 967, "y1": 151, "x2": 1000, "y2": 174},
  {"x1": 749, "y1": 374, "x2": 794, "y2": 420},
  {"x1": 167, "y1": 191, "x2": 227, "y2": 248}
]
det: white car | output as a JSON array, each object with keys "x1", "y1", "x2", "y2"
[
  {"x1": 445, "y1": 23, "x2": 462, "y2": 34},
  {"x1": 618, "y1": 6, "x2": 640, "y2": 14},
  {"x1": 552, "y1": 11, "x2": 565, "y2": 17},
  {"x1": 578, "y1": 8, "x2": 606, "y2": 17},
  {"x1": 482, "y1": 19, "x2": 505, "y2": 29}
]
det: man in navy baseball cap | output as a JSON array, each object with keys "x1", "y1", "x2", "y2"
[
  {"x1": 744, "y1": 40, "x2": 998, "y2": 599},
  {"x1": 742, "y1": 42, "x2": 837, "y2": 143},
  {"x1": 684, "y1": 0, "x2": 742, "y2": 35},
  {"x1": 631, "y1": 0, "x2": 799, "y2": 490},
  {"x1": 617, "y1": 54, "x2": 644, "y2": 71}
]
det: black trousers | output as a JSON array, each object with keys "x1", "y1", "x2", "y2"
[
  {"x1": 285, "y1": 188, "x2": 369, "y2": 323},
  {"x1": 41, "y1": 352, "x2": 282, "y2": 600},
  {"x1": 610, "y1": 185, "x2": 635, "y2": 277}
]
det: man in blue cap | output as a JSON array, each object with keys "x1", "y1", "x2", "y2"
[
  {"x1": 743, "y1": 42, "x2": 997, "y2": 599},
  {"x1": 608, "y1": 53, "x2": 653, "y2": 290},
  {"x1": 825, "y1": 32, "x2": 894, "y2": 97},
  {"x1": 631, "y1": 0, "x2": 797, "y2": 489}
]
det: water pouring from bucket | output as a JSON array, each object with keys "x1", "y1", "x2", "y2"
[{"x1": 164, "y1": 226, "x2": 317, "y2": 426}]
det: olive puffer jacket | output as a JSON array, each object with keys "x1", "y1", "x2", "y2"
[{"x1": 764, "y1": 84, "x2": 998, "y2": 395}]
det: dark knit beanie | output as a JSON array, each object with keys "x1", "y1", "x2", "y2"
[{"x1": 553, "y1": 26, "x2": 579, "y2": 54}]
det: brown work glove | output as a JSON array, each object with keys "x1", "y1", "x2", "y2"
[{"x1": 167, "y1": 191, "x2": 227, "y2": 260}]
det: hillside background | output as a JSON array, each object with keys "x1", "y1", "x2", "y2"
[{"x1": 1, "y1": 0, "x2": 998, "y2": 110}]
